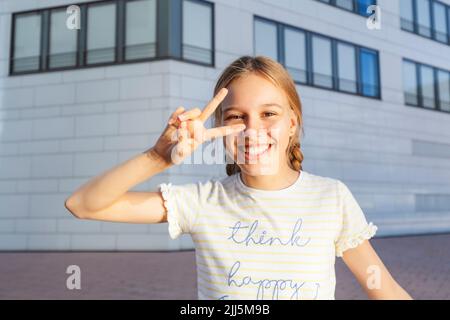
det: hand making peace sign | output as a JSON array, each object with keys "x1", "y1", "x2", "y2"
[{"x1": 152, "y1": 88, "x2": 246, "y2": 166}]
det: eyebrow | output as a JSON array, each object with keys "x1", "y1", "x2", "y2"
[{"x1": 222, "y1": 103, "x2": 284, "y2": 113}]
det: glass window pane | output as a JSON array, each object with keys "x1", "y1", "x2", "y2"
[
  {"x1": 357, "y1": 0, "x2": 376, "y2": 16},
  {"x1": 337, "y1": 43, "x2": 357, "y2": 93},
  {"x1": 437, "y1": 70, "x2": 450, "y2": 112},
  {"x1": 360, "y1": 49, "x2": 379, "y2": 97},
  {"x1": 400, "y1": 0, "x2": 414, "y2": 31},
  {"x1": 433, "y1": 2, "x2": 448, "y2": 43},
  {"x1": 403, "y1": 61, "x2": 418, "y2": 105},
  {"x1": 49, "y1": 9, "x2": 77, "y2": 69},
  {"x1": 420, "y1": 65, "x2": 435, "y2": 109},
  {"x1": 284, "y1": 28, "x2": 306, "y2": 83},
  {"x1": 182, "y1": 0, "x2": 213, "y2": 64},
  {"x1": 336, "y1": 0, "x2": 354, "y2": 11},
  {"x1": 312, "y1": 36, "x2": 333, "y2": 88},
  {"x1": 13, "y1": 12, "x2": 41, "y2": 73},
  {"x1": 254, "y1": 19, "x2": 278, "y2": 61},
  {"x1": 416, "y1": 0, "x2": 432, "y2": 37},
  {"x1": 86, "y1": 3, "x2": 116, "y2": 65},
  {"x1": 125, "y1": 0, "x2": 157, "y2": 61}
]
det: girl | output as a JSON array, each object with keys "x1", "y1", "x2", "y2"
[{"x1": 65, "y1": 56, "x2": 412, "y2": 300}]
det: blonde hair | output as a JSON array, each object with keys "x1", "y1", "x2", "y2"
[{"x1": 213, "y1": 56, "x2": 304, "y2": 176}]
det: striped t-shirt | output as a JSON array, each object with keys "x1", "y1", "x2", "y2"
[{"x1": 159, "y1": 170, "x2": 377, "y2": 300}]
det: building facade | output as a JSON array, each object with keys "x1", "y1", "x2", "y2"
[{"x1": 0, "y1": 0, "x2": 449, "y2": 251}]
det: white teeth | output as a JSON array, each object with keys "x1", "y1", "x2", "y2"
[{"x1": 246, "y1": 145, "x2": 270, "y2": 156}]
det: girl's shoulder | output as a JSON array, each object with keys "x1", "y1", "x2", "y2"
[
  {"x1": 301, "y1": 170, "x2": 341, "y2": 188},
  {"x1": 164, "y1": 174, "x2": 236, "y2": 196},
  {"x1": 300, "y1": 171, "x2": 351, "y2": 198},
  {"x1": 306, "y1": 172, "x2": 362, "y2": 205}
]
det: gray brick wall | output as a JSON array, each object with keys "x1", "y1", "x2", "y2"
[{"x1": 0, "y1": 0, "x2": 450, "y2": 251}]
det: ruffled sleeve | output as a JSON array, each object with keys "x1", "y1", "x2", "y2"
[
  {"x1": 159, "y1": 183, "x2": 183, "y2": 240},
  {"x1": 158, "y1": 180, "x2": 212, "y2": 240},
  {"x1": 335, "y1": 181, "x2": 378, "y2": 257}
]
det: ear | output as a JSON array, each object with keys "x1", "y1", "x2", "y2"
[{"x1": 288, "y1": 109, "x2": 298, "y2": 137}]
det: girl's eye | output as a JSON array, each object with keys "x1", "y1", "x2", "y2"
[
  {"x1": 224, "y1": 112, "x2": 276, "y2": 121},
  {"x1": 225, "y1": 115, "x2": 243, "y2": 120}
]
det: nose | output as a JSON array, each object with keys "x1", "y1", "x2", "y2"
[
  {"x1": 244, "y1": 115, "x2": 265, "y2": 131},
  {"x1": 241, "y1": 117, "x2": 270, "y2": 145}
]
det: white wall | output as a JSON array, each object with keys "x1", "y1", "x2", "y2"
[{"x1": 0, "y1": 0, "x2": 450, "y2": 251}]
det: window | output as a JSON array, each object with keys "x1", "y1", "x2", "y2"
[
  {"x1": 400, "y1": 0, "x2": 414, "y2": 31},
  {"x1": 125, "y1": 0, "x2": 157, "y2": 61},
  {"x1": 403, "y1": 61, "x2": 419, "y2": 105},
  {"x1": 417, "y1": 0, "x2": 432, "y2": 37},
  {"x1": 336, "y1": 0, "x2": 354, "y2": 11},
  {"x1": 254, "y1": 19, "x2": 278, "y2": 61},
  {"x1": 312, "y1": 36, "x2": 333, "y2": 88},
  {"x1": 420, "y1": 65, "x2": 436, "y2": 109},
  {"x1": 437, "y1": 70, "x2": 450, "y2": 111},
  {"x1": 360, "y1": 49, "x2": 379, "y2": 97},
  {"x1": 11, "y1": 12, "x2": 41, "y2": 73},
  {"x1": 182, "y1": 0, "x2": 213, "y2": 64},
  {"x1": 49, "y1": 8, "x2": 78, "y2": 69},
  {"x1": 337, "y1": 43, "x2": 357, "y2": 93},
  {"x1": 315, "y1": 0, "x2": 377, "y2": 16},
  {"x1": 357, "y1": 0, "x2": 377, "y2": 16},
  {"x1": 432, "y1": 2, "x2": 448, "y2": 43},
  {"x1": 254, "y1": 16, "x2": 380, "y2": 99},
  {"x1": 86, "y1": 2, "x2": 117, "y2": 65},
  {"x1": 403, "y1": 59, "x2": 450, "y2": 113},
  {"x1": 401, "y1": 0, "x2": 450, "y2": 45},
  {"x1": 284, "y1": 28, "x2": 306, "y2": 83},
  {"x1": 9, "y1": 0, "x2": 215, "y2": 75}
]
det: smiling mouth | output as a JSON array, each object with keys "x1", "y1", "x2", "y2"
[{"x1": 237, "y1": 143, "x2": 274, "y2": 161}]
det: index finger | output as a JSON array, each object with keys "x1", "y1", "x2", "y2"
[{"x1": 198, "y1": 88, "x2": 228, "y2": 123}]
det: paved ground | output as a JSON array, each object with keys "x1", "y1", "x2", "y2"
[{"x1": 0, "y1": 233, "x2": 449, "y2": 300}]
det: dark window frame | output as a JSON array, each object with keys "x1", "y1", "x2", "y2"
[
  {"x1": 315, "y1": 0, "x2": 378, "y2": 17},
  {"x1": 282, "y1": 25, "x2": 308, "y2": 84},
  {"x1": 85, "y1": 0, "x2": 118, "y2": 67},
  {"x1": 403, "y1": 58, "x2": 450, "y2": 114},
  {"x1": 436, "y1": 68, "x2": 450, "y2": 112},
  {"x1": 122, "y1": 0, "x2": 159, "y2": 63},
  {"x1": 416, "y1": 0, "x2": 433, "y2": 38},
  {"x1": 401, "y1": 0, "x2": 450, "y2": 46},
  {"x1": 253, "y1": 17, "x2": 279, "y2": 62},
  {"x1": 432, "y1": 0, "x2": 448, "y2": 43},
  {"x1": 310, "y1": 33, "x2": 334, "y2": 90},
  {"x1": 47, "y1": 7, "x2": 80, "y2": 71},
  {"x1": 181, "y1": 0, "x2": 215, "y2": 67},
  {"x1": 403, "y1": 60, "x2": 419, "y2": 106},
  {"x1": 254, "y1": 15, "x2": 382, "y2": 100},
  {"x1": 9, "y1": 11, "x2": 44, "y2": 74},
  {"x1": 9, "y1": 0, "x2": 215, "y2": 76},
  {"x1": 336, "y1": 41, "x2": 358, "y2": 94},
  {"x1": 359, "y1": 47, "x2": 380, "y2": 98}
]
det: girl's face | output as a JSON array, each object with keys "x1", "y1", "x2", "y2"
[{"x1": 221, "y1": 73, "x2": 297, "y2": 176}]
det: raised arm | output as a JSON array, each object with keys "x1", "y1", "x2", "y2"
[
  {"x1": 64, "y1": 88, "x2": 245, "y2": 224},
  {"x1": 64, "y1": 147, "x2": 172, "y2": 223}
]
